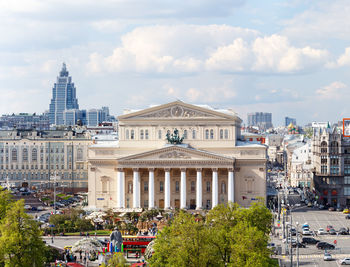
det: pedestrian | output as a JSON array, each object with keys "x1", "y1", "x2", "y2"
[{"x1": 79, "y1": 251, "x2": 82, "y2": 262}]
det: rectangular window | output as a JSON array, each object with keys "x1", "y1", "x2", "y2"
[
  {"x1": 175, "y1": 181, "x2": 179, "y2": 192},
  {"x1": 158, "y1": 130, "x2": 162, "y2": 139},
  {"x1": 345, "y1": 186, "x2": 350, "y2": 196},
  {"x1": 191, "y1": 181, "x2": 195, "y2": 192},
  {"x1": 206, "y1": 181, "x2": 211, "y2": 193},
  {"x1": 145, "y1": 130, "x2": 149, "y2": 140},
  {"x1": 160, "y1": 181, "x2": 164, "y2": 192},
  {"x1": 144, "y1": 181, "x2": 148, "y2": 192},
  {"x1": 345, "y1": 177, "x2": 350, "y2": 184}
]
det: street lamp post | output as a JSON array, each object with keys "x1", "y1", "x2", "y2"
[
  {"x1": 51, "y1": 172, "x2": 61, "y2": 243},
  {"x1": 296, "y1": 221, "x2": 299, "y2": 267}
]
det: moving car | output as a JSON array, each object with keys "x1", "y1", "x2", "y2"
[
  {"x1": 302, "y1": 229, "x2": 312, "y2": 235},
  {"x1": 324, "y1": 252, "x2": 332, "y2": 261},
  {"x1": 326, "y1": 225, "x2": 334, "y2": 232},
  {"x1": 316, "y1": 242, "x2": 335, "y2": 250},
  {"x1": 343, "y1": 209, "x2": 350, "y2": 214},
  {"x1": 339, "y1": 258, "x2": 350, "y2": 265},
  {"x1": 318, "y1": 228, "x2": 326, "y2": 235},
  {"x1": 339, "y1": 228, "x2": 349, "y2": 235},
  {"x1": 329, "y1": 228, "x2": 337, "y2": 235},
  {"x1": 302, "y1": 237, "x2": 319, "y2": 244},
  {"x1": 292, "y1": 242, "x2": 306, "y2": 248}
]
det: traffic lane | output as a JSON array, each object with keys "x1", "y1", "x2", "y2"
[{"x1": 291, "y1": 208, "x2": 350, "y2": 231}]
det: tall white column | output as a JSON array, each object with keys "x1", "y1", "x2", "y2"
[
  {"x1": 196, "y1": 168, "x2": 202, "y2": 210},
  {"x1": 148, "y1": 168, "x2": 155, "y2": 209},
  {"x1": 212, "y1": 168, "x2": 218, "y2": 208},
  {"x1": 117, "y1": 168, "x2": 125, "y2": 208},
  {"x1": 133, "y1": 168, "x2": 140, "y2": 208},
  {"x1": 164, "y1": 168, "x2": 171, "y2": 209},
  {"x1": 180, "y1": 168, "x2": 187, "y2": 209},
  {"x1": 228, "y1": 168, "x2": 234, "y2": 203}
]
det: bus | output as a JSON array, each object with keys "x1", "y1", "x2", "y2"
[{"x1": 122, "y1": 236, "x2": 156, "y2": 254}]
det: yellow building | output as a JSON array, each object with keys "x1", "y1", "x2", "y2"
[{"x1": 88, "y1": 101, "x2": 267, "y2": 210}]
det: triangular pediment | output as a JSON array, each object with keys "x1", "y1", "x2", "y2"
[
  {"x1": 117, "y1": 145, "x2": 234, "y2": 163},
  {"x1": 118, "y1": 100, "x2": 240, "y2": 122}
]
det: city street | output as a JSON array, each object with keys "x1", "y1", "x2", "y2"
[{"x1": 276, "y1": 201, "x2": 350, "y2": 266}]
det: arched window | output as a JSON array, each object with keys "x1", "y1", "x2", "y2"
[
  {"x1": 210, "y1": 129, "x2": 214, "y2": 139},
  {"x1": 126, "y1": 129, "x2": 129, "y2": 139},
  {"x1": 205, "y1": 129, "x2": 209, "y2": 139},
  {"x1": 145, "y1": 130, "x2": 149, "y2": 139},
  {"x1": 220, "y1": 129, "x2": 224, "y2": 139},
  {"x1": 22, "y1": 148, "x2": 28, "y2": 162},
  {"x1": 11, "y1": 148, "x2": 17, "y2": 161},
  {"x1": 192, "y1": 130, "x2": 196, "y2": 139},
  {"x1": 224, "y1": 129, "x2": 228, "y2": 139},
  {"x1": 158, "y1": 130, "x2": 162, "y2": 139},
  {"x1": 140, "y1": 130, "x2": 144, "y2": 140},
  {"x1": 221, "y1": 182, "x2": 226, "y2": 194},
  {"x1": 131, "y1": 130, "x2": 135, "y2": 140},
  {"x1": 32, "y1": 148, "x2": 37, "y2": 161},
  {"x1": 183, "y1": 130, "x2": 188, "y2": 139},
  {"x1": 77, "y1": 148, "x2": 83, "y2": 161}
]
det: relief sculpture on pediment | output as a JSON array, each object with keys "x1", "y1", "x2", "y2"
[
  {"x1": 159, "y1": 151, "x2": 191, "y2": 159},
  {"x1": 137, "y1": 105, "x2": 216, "y2": 118}
]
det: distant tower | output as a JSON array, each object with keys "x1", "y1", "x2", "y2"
[{"x1": 49, "y1": 63, "x2": 79, "y2": 125}]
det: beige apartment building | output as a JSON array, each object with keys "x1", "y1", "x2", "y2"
[
  {"x1": 0, "y1": 128, "x2": 92, "y2": 189},
  {"x1": 88, "y1": 101, "x2": 267, "y2": 210}
]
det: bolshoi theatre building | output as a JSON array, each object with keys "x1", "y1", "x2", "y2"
[{"x1": 88, "y1": 101, "x2": 267, "y2": 210}]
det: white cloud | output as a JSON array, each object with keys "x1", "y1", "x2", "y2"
[
  {"x1": 89, "y1": 26, "x2": 329, "y2": 75},
  {"x1": 283, "y1": 0, "x2": 350, "y2": 41},
  {"x1": 316, "y1": 81, "x2": 347, "y2": 99},
  {"x1": 327, "y1": 47, "x2": 350, "y2": 68}
]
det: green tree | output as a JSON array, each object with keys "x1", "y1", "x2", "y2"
[
  {"x1": 0, "y1": 200, "x2": 46, "y2": 267},
  {"x1": 0, "y1": 189, "x2": 13, "y2": 220},
  {"x1": 149, "y1": 211, "x2": 217, "y2": 267},
  {"x1": 103, "y1": 252, "x2": 129, "y2": 267}
]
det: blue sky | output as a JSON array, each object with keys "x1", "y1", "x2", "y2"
[{"x1": 0, "y1": 0, "x2": 350, "y2": 126}]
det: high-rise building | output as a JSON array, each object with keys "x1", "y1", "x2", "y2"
[
  {"x1": 0, "y1": 113, "x2": 49, "y2": 130},
  {"x1": 247, "y1": 112, "x2": 273, "y2": 130},
  {"x1": 49, "y1": 63, "x2": 79, "y2": 125},
  {"x1": 63, "y1": 109, "x2": 86, "y2": 126},
  {"x1": 285, "y1": 117, "x2": 297, "y2": 127},
  {"x1": 87, "y1": 109, "x2": 104, "y2": 126}
]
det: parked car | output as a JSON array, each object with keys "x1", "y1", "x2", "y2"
[
  {"x1": 329, "y1": 228, "x2": 337, "y2": 235},
  {"x1": 318, "y1": 228, "x2": 326, "y2": 235},
  {"x1": 339, "y1": 258, "x2": 350, "y2": 265},
  {"x1": 37, "y1": 206, "x2": 44, "y2": 211},
  {"x1": 324, "y1": 252, "x2": 333, "y2": 261},
  {"x1": 343, "y1": 209, "x2": 350, "y2": 214},
  {"x1": 329, "y1": 207, "x2": 335, "y2": 211},
  {"x1": 316, "y1": 242, "x2": 335, "y2": 250},
  {"x1": 346, "y1": 214, "x2": 350, "y2": 220},
  {"x1": 319, "y1": 204, "x2": 326, "y2": 210},
  {"x1": 31, "y1": 206, "x2": 38, "y2": 211},
  {"x1": 302, "y1": 237, "x2": 319, "y2": 244},
  {"x1": 337, "y1": 207, "x2": 344, "y2": 212},
  {"x1": 24, "y1": 205, "x2": 31, "y2": 210}
]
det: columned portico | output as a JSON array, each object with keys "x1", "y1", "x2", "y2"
[
  {"x1": 228, "y1": 168, "x2": 234, "y2": 203},
  {"x1": 180, "y1": 168, "x2": 187, "y2": 209},
  {"x1": 148, "y1": 168, "x2": 155, "y2": 209},
  {"x1": 196, "y1": 168, "x2": 202, "y2": 210},
  {"x1": 212, "y1": 168, "x2": 218, "y2": 208},
  {"x1": 164, "y1": 168, "x2": 171, "y2": 209},
  {"x1": 133, "y1": 168, "x2": 140, "y2": 208}
]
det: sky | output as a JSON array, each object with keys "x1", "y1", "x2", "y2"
[{"x1": 1, "y1": 0, "x2": 350, "y2": 126}]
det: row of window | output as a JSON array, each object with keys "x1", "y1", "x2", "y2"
[
  {"x1": 7, "y1": 148, "x2": 83, "y2": 162},
  {"x1": 125, "y1": 129, "x2": 230, "y2": 140},
  {"x1": 0, "y1": 172, "x2": 87, "y2": 179},
  {"x1": 124, "y1": 181, "x2": 227, "y2": 194}
]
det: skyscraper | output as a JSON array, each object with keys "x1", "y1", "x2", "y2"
[
  {"x1": 247, "y1": 112, "x2": 273, "y2": 130},
  {"x1": 285, "y1": 116, "x2": 297, "y2": 127},
  {"x1": 49, "y1": 63, "x2": 79, "y2": 125}
]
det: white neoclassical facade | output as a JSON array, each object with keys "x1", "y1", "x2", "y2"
[{"x1": 88, "y1": 101, "x2": 267, "y2": 210}]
